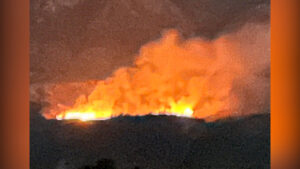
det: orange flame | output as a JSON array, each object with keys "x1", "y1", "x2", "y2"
[{"x1": 48, "y1": 29, "x2": 245, "y2": 122}]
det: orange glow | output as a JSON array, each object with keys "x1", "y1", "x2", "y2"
[
  {"x1": 57, "y1": 104, "x2": 194, "y2": 122},
  {"x1": 44, "y1": 26, "x2": 269, "y2": 122},
  {"x1": 57, "y1": 112, "x2": 97, "y2": 121}
]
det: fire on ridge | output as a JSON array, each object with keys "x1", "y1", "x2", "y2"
[{"x1": 45, "y1": 28, "x2": 259, "y2": 122}]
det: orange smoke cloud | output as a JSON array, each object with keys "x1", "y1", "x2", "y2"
[{"x1": 41, "y1": 23, "x2": 270, "y2": 122}]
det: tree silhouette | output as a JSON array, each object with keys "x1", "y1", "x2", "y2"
[
  {"x1": 77, "y1": 158, "x2": 116, "y2": 169},
  {"x1": 94, "y1": 159, "x2": 116, "y2": 169}
]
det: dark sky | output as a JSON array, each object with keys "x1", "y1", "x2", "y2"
[{"x1": 30, "y1": 0, "x2": 270, "y2": 84}]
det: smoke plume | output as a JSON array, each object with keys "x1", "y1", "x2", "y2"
[{"x1": 37, "y1": 22, "x2": 269, "y2": 122}]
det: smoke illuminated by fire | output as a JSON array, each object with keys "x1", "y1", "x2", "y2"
[{"x1": 40, "y1": 24, "x2": 269, "y2": 122}]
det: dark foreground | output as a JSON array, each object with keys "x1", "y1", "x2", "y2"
[{"x1": 30, "y1": 103, "x2": 269, "y2": 169}]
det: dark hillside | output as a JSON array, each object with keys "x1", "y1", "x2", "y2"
[{"x1": 30, "y1": 102, "x2": 269, "y2": 169}]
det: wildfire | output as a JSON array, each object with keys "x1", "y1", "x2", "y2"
[
  {"x1": 56, "y1": 112, "x2": 97, "y2": 121},
  {"x1": 48, "y1": 29, "x2": 245, "y2": 122},
  {"x1": 56, "y1": 105, "x2": 194, "y2": 122}
]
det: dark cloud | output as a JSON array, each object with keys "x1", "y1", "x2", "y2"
[{"x1": 30, "y1": 0, "x2": 270, "y2": 83}]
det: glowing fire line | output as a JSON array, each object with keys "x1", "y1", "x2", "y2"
[{"x1": 56, "y1": 106, "x2": 194, "y2": 121}]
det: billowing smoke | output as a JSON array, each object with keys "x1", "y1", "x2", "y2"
[{"x1": 35, "y1": 22, "x2": 269, "y2": 122}]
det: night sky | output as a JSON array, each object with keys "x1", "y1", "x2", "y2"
[{"x1": 30, "y1": 0, "x2": 270, "y2": 83}]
